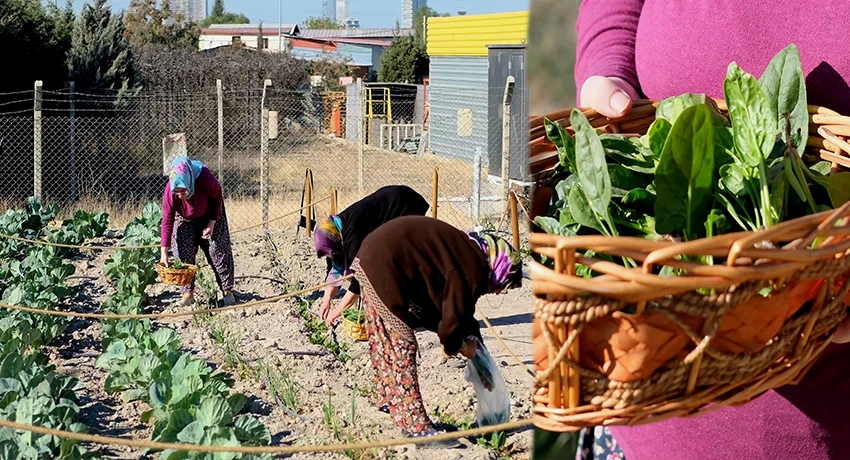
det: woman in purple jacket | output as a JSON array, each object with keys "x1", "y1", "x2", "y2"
[
  {"x1": 160, "y1": 156, "x2": 236, "y2": 307},
  {"x1": 572, "y1": 1, "x2": 850, "y2": 459}
]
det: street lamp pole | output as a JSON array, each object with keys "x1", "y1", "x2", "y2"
[{"x1": 278, "y1": 0, "x2": 283, "y2": 52}]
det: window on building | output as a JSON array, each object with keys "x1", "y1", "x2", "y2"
[
  {"x1": 262, "y1": 38, "x2": 269, "y2": 49},
  {"x1": 232, "y1": 36, "x2": 241, "y2": 45}
]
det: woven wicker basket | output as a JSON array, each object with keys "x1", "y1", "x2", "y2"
[
  {"x1": 155, "y1": 262, "x2": 197, "y2": 287},
  {"x1": 529, "y1": 99, "x2": 850, "y2": 432},
  {"x1": 342, "y1": 306, "x2": 367, "y2": 342}
]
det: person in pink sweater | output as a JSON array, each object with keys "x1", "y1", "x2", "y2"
[
  {"x1": 570, "y1": 1, "x2": 850, "y2": 459},
  {"x1": 160, "y1": 156, "x2": 236, "y2": 307}
]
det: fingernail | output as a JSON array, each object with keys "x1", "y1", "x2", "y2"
[{"x1": 610, "y1": 90, "x2": 631, "y2": 115}]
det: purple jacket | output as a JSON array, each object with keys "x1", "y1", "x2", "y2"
[{"x1": 575, "y1": 1, "x2": 850, "y2": 459}]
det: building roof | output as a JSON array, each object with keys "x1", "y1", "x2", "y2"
[
  {"x1": 332, "y1": 37, "x2": 395, "y2": 46},
  {"x1": 201, "y1": 23, "x2": 301, "y2": 36},
  {"x1": 299, "y1": 28, "x2": 413, "y2": 39}
]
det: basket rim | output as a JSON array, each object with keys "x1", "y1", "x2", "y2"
[
  {"x1": 155, "y1": 262, "x2": 197, "y2": 273},
  {"x1": 530, "y1": 202, "x2": 850, "y2": 302}
]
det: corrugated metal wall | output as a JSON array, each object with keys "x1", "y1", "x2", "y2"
[
  {"x1": 337, "y1": 43, "x2": 374, "y2": 67},
  {"x1": 427, "y1": 56, "x2": 489, "y2": 165},
  {"x1": 488, "y1": 45, "x2": 530, "y2": 181}
]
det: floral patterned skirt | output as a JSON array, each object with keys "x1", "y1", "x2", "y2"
[
  {"x1": 355, "y1": 259, "x2": 435, "y2": 436},
  {"x1": 576, "y1": 426, "x2": 626, "y2": 460}
]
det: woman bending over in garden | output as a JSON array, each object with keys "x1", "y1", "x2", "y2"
[
  {"x1": 351, "y1": 216, "x2": 523, "y2": 448},
  {"x1": 313, "y1": 185, "x2": 430, "y2": 326},
  {"x1": 160, "y1": 156, "x2": 236, "y2": 307}
]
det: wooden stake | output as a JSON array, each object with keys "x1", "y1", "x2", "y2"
[
  {"x1": 330, "y1": 189, "x2": 338, "y2": 215},
  {"x1": 432, "y1": 167, "x2": 438, "y2": 218},
  {"x1": 305, "y1": 169, "x2": 313, "y2": 237},
  {"x1": 510, "y1": 191, "x2": 520, "y2": 251}
]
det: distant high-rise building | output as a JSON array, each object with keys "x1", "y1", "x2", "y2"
[
  {"x1": 336, "y1": 0, "x2": 348, "y2": 23},
  {"x1": 172, "y1": 0, "x2": 207, "y2": 23},
  {"x1": 324, "y1": 0, "x2": 336, "y2": 24},
  {"x1": 402, "y1": 0, "x2": 427, "y2": 29}
]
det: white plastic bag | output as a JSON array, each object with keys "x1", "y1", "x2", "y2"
[{"x1": 464, "y1": 337, "x2": 511, "y2": 427}]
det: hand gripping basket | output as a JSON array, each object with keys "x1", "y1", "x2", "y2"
[
  {"x1": 155, "y1": 262, "x2": 197, "y2": 287},
  {"x1": 529, "y1": 99, "x2": 850, "y2": 432}
]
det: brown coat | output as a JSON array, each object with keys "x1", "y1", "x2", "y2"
[{"x1": 354, "y1": 216, "x2": 490, "y2": 354}]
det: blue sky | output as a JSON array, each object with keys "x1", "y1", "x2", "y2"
[{"x1": 62, "y1": 0, "x2": 528, "y2": 28}]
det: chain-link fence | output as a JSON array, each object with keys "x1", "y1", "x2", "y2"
[{"x1": 0, "y1": 80, "x2": 529, "y2": 241}]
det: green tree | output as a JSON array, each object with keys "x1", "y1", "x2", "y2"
[
  {"x1": 67, "y1": 0, "x2": 138, "y2": 95},
  {"x1": 0, "y1": 0, "x2": 75, "y2": 92},
  {"x1": 199, "y1": 0, "x2": 250, "y2": 27},
  {"x1": 211, "y1": 0, "x2": 225, "y2": 17},
  {"x1": 413, "y1": 6, "x2": 448, "y2": 41},
  {"x1": 124, "y1": 0, "x2": 199, "y2": 49},
  {"x1": 378, "y1": 34, "x2": 428, "y2": 83},
  {"x1": 303, "y1": 16, "x2": 342, "y2": 29},
  {"x1": 257, "y1": 21, "x2": 264, "y2": 49}
]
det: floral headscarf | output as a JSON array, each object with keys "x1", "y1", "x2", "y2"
[
  {"x1": 168, "y1": 156, "x2": 205, "y2": 199},
  {"x1": 468, "y1": 232, "x2": 523, "y2": 293},
  {"x1": 314, "y1": 215, "x2": 347, "y2": 286}
]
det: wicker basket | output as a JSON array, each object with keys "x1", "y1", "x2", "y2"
[
  {"x1": 155, "y1": 262, "x2": 197, "y2": 287},
  {"x1": 342, "y1": 305, "x2": 367, "y2": 342},
  {"x1": 529, "y1": 99, "x2": 850, "y2": 432}
]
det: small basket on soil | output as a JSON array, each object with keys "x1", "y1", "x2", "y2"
[
  {"x1": 528, "y1": 99, "x2": 850, "y2": 433},
  {"x1": 342, "y1": 304, "x2": 368, "y2": 341},
  {"x1": 155, "y1": 262, "x2": 197, "y2": 287}
]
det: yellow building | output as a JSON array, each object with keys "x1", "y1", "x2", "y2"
[{"x1": 425, "y1": 11, "x2": 530, "y2": 181}]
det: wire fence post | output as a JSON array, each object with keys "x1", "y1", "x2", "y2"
[
  {"x1": 473, "y1": 147, "x2": 481, "y2": 226},
  {"x1": 216, "y1": 79, "x2": 224, "y2": 187},
  {"x1": 357, "y1": 77, "x2": 365, "y2": 198},
  {"x1": 33, "y1": 80, "x2": 43, "y2": 201},
  {"x1": 501, "y1": 76, "x2": 515, "y2": 206},
  {"x1": 69, "y1": 81, "x2": 77, "y2": 202},
  {"x1": 261, "y1": 79, "x2": 271, "y2": 231}
]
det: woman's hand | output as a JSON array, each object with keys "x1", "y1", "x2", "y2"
[
  {"x1": 202, "y1": 220, "x2": 216, "y2": 239},
  {"x1": 459, "y1": 338, "x2": 479, "y2": 359},
  {"x1": 579, "y1": 76, "x2": 641, "y2": 119},
  {"x1": 324, "y1": 305, "x2": 344, "y2": 327},
  {"x1": 160, "y1": 247, "x2": 169, "y2": 266}
]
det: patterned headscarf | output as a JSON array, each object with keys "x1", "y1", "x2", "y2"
[
  {"x1": 314, "y1": 215, "x2": 347, "y2": 286},
  {"x1": 168, "y1": 156, "x2": 205, "y2": 199},
  {"x1": 468, "y1": 232, "x2": 523, "y2": 293}
]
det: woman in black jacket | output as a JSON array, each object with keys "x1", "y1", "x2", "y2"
[{"x1": 313, "y1": 185, "x2": 430, "y2": 326}]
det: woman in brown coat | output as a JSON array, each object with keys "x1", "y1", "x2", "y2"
[{"x1": 351, "y1": 216, "x2": 523, "y2": 448}]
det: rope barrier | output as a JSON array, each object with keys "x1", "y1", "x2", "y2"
[
  {"x1": 0, "y1": 275, "x2": 354, "y2": 320},
  {"x1": 0, "y1": 195, "x2": 332, "y2": 251},
  {"x1": 0, "y1": 417, "x2": 532, "y2": 454}
]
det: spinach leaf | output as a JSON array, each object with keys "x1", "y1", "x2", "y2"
[
  {"x1": 571, "y1": 109, "x2": 616, "y2": 235},
  {"x1": 724, "y1": 62, "x2": 777, "y2": 167},
  {"x1": 758, "y1": 44, "x2": 808, "y2": 150},
  {"x1": 600, "y1": 135, "x2": 657, "y2": 173},
  {"x1": 609, "y1": 164, "x2": 653, "y2": 197},
  {"x1": 654, "y1": 104, "x2": 716, "y2": 240},
  {"x1": 656, "y1": 93, "x2": 708, "y2": 124},
  {"x1": 567, "y1": 183, "x2": 607, "y2": 234},
  {"x1": 544, "y1": 118, "x2": 577, "y2": 174},
  {"x1": 622, "y1": 187, "x2": 656, "y2": 210},
  {"x1": 647, "y1": 118, "x2": 672, "y2": 160}
]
